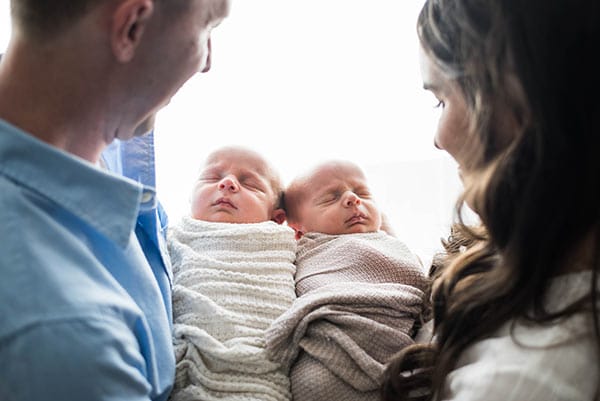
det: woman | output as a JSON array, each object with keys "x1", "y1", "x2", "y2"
[{"x1": 382, "y1": 1, "x2": 599, "y2": 400}]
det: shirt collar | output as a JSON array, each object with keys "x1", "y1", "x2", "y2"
[
  {"x1": 100, "y1": 131, "x2": 157, "y2": 188},
  {"x1": 0, "y1": 119, "x2": 143, "y2": 247}
]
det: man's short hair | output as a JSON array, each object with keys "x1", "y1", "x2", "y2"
[{"x1": 11, "y1": 0, "x2": 103, "y2": 38}]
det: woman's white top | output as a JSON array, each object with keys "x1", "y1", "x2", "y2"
[{"x1": 441, "y1": 270, "x2": 598, "y2": 401}]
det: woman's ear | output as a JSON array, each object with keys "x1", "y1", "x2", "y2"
[
  {"x1": 110, "y1": 0, "x2": 154, "y2": 63},
  {"x1": 271, "y1": 208, "x2": 286, "y2": 225}
]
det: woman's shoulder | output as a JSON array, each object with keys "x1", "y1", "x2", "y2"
[
  {"x1": 444, "y1": 271, "x2": 598, "y2": 401},
  {"x1": 446, "y1": 320, "x2": 597, "y2": 400}
]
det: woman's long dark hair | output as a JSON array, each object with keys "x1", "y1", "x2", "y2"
[{"x1": 382, "y1": 1, "x2": 600, "y2": 400}]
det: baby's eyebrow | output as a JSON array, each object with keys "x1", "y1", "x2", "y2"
[
  {"x1": 314, "y1": 185, "x2": 340, "y2": 199},
  {"x1": 320, "y1": 183, "x2": 339, "y2": 192},
  {"x1": 239, "y1": 169, "x2": 265, "y2": 180},
  {"x1": 199, "y1": 166, "x2": 220, "y2": 176}
]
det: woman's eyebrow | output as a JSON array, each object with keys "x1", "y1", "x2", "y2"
[{"x1": 423, "y1": 82, "x2": 440, "y2": 91}]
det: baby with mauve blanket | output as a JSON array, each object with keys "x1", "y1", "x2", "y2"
[{"x1": 265, "y1": 160, "x2": 428, "y2": 401}]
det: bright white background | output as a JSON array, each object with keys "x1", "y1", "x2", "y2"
[{"x1": 0, "y1": 0, "x2": 463, "y2": 262}]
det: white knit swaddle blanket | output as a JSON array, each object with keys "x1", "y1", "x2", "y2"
[{"x1": 168, "y1": 217, "x2": 297, "y2": 401}]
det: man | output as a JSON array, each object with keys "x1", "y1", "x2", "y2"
[{"x1": 0, "y1": 0, "x2": 229, "y2": 400}]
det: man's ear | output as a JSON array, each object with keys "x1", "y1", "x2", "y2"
[
  {"x1": 111, "y1": 0, "x2": 154, "y2": 63},
  {"x1": 271, "y1": 208, "x2": 286, "y2": 225}
]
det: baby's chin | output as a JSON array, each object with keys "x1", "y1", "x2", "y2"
[
  {"x1": 194, "y1": 214, "x2": 269, "y2": 224},
  {"x1": 341, "y1": 224, "x2": 378, "y2": 235}
]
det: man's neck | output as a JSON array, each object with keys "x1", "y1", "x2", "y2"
[{"x1": 0, "y1": 37, "x2": 116, "y2": 163}]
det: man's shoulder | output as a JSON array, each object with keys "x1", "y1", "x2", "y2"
[
  {"x1": 0, "y1": 175, "x2": 82, "y2": 260},
  {"x1": 0, "y1": 176, "x2": 54, "y2": 254},
  {"x1": 0, "y1": 177, "x2": 143, "y2": 338},
  {"x1": 0, "y1": 313, "x2": 152, "y2": 401}
]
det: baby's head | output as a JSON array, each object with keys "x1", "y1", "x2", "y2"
[
  {"x1": 285, "y1": 160, "x2": 382, "y2": 239},
  {"x1": 190, "y1": 146, "x2": 285, "y2": 224}
]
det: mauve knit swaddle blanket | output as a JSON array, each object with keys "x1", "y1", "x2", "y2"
[
  {"x1": 265, "y1": 232, "x2": 428, "y2": 401},
  {"x1": 168, "y1": 217, "x2": 296, "y2": 401}
]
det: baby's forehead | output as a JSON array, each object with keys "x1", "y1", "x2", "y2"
[
  {"x1": 309, "y1": 162, "x2": 367, "y2": 185},
  {"x1": 203, "y1": 148, "x2": 270, "y2": 176}
]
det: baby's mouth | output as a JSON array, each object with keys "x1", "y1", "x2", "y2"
[
  {"x1": 214, "y1": 198, "x2": 237, "y2": 209},
  {"x1": 346, "y1": 213, "x2": 367, "y2": 225}
]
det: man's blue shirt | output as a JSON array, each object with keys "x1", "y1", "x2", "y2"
[
  {"x1": 101, "y1": 131, "x2": 173, "y2": 320},
  {"x1": 0, "y1": 119, "x2": 175, "y2": 400}
]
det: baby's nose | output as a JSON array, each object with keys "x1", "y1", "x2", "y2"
[
  {"x1": 344, "y1": 192, "x2": 361, "y2": 207},
  {"x1": 218, "y1": 176, "x2": 239, "y2": 192}
]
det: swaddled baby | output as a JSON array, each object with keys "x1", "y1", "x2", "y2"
[
  {"x1": 265, "y1": 160, "x2": 428, "y2": 401},
  {"x1": 168, "y1": 146, "x2": 296, "y2": 401}
]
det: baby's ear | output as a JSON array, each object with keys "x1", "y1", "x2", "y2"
[
  {"x1": 380, "y1": 212, "x2": 395, "y2": 237},
  {"x1": 286, "y1": 220, "x2": 304, "y2": 240},
  {"x1": 271, "y1": 208, "x2": 286, "y2": 225}
]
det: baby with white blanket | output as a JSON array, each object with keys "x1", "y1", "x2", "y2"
[{"x1": 167, "y1": 146, "x2": 296, "y2": 401}]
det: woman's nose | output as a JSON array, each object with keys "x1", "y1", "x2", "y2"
[
  {"x1": 201, "y1": 37, "x2": 212, "y2": 73},
  {"x1": 218, "y1": 175, "x2": 239, "y2": 192}
]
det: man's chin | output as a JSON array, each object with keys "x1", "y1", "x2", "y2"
[{"x1": 131, "y1": 114, "x2": 157, "y2": 137}]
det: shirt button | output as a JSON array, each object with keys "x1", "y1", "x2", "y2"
[{"x1": 141, "y1": 191, "x2": 154, "y2": 204}]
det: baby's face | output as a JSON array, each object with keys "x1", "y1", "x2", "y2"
[
  {"x1": 190, "y1": 148, "x2": 278, "y2": 223},
  {"x1": 294, "y1": 162, "x2": 382, "y2": 235}
]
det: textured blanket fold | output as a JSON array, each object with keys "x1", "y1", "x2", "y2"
[
  {"x1": 168, "y1": 217, "x2": 297, "y2": 401},
  {"x1": 265, "y1": 231, "x2": 427, "y2": 401}
]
